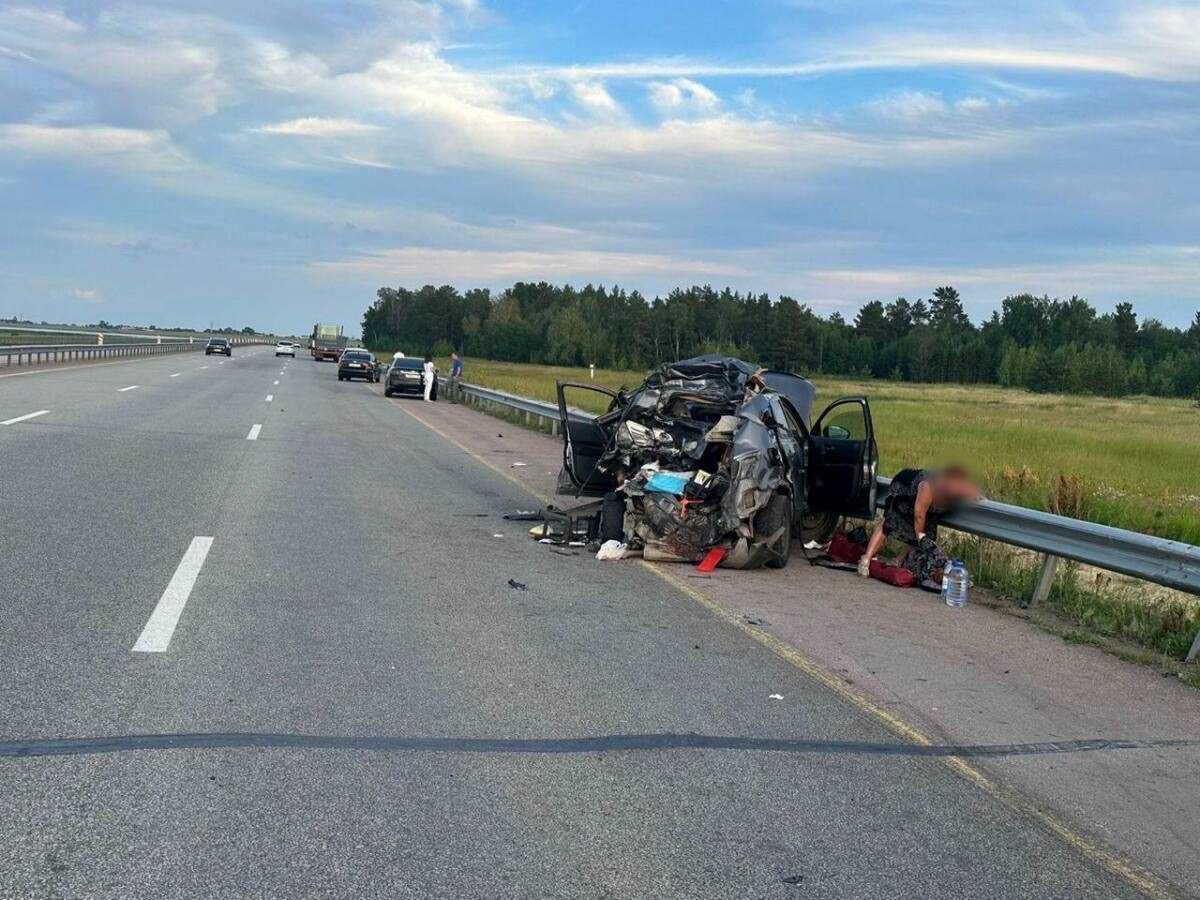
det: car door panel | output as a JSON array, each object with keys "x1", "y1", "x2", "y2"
[
  {"x1": 556, "y1": 382, "x2": 619, "y2": 495},
  {"x1": 808, "y1": 397, "x2": 878, "y2": 518}
]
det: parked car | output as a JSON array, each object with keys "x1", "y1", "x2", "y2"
[
  {"x1": 205, "y1": 338, "x2": 232, "y2": 357},
  {"x1": 384, "y1": 356, "x2": 437, "y2": 399},
  {"x1": 554, "y1": 354, "x2": 877, "y2": 568},
  {"x1": 337, "y1": 349, "x2": 379, "y2": 382},
  {"x1": 275, "y1": 341, "x2": 296, "y2": 357}
]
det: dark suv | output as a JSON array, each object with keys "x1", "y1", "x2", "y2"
[
  {"x1": 384, "y1": 356, "x2": 436, "y2": 398},
  {"x1": 205, "y1": 338, "x2": 231, "y2": 356},
  {"x1": 337, "y1": 349, "x2": 379, "y2": 382}
]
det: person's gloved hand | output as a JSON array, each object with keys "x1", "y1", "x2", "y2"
[{"x1": 857, "y1": 556, "x2": 871, "y2": 577}]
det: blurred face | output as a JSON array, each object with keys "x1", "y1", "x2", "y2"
[{"x1": 938, "y1": 470, "x2": 981, "y2": 503}]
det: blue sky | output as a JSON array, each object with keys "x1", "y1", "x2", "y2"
[{"x1": 1, "y1": 0, "x2": 1198, "y2": 335}]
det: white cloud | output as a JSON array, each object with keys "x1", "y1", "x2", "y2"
[
  {"x1": 955, "y1": 96, "x2": 992, "y2": 113},
  {"x1": 647, "y1": 78, "x2": 720, "y2": 115},
  {"x1": 865, "y1": 90, "x2": 948, "y2": 119},
  {"x1": 252, "y1": 117, "x2": 385, "y2": 136},
  {"x1": 313, "y1": 245, "x2": 747, "y2": 282},
  {"x1": 571, "y1": 81, "x2": 621, "y2": 115},
  {"x1": 71, "y1": 287, "x2": 103, "y2": 304},
  {"x1": 0, "y1": 125, "x2": 193, "y2": 173}
]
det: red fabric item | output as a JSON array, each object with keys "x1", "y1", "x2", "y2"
[
  {"x1": 869, "y1": 558, "x2": 917, "y2": 587},
  {"x1": 827, "y1": 532, "x2": 866, "y2": 564},
  {"x1": 697, "y1": 547, "x2": 727, "y2": 572}
]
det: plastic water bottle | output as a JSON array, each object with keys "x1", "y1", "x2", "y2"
[{"x1": 943, "y1": 560, "x2": 969, "y2": 608}]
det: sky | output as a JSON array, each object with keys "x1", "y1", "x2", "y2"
[{"x1": 1, "y1": 1, "x2": 1198, "y2": 336}]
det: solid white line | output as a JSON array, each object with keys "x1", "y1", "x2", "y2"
[
  {"x1": 199, "y1": 365, "x2": 209, "y2": 370},
  {"x1": 265, "y1": 394, "x2": 273, "y2": 402},
  {"x1": 1, "y1": 409, "x2": 49, "y2": 426},
  {"x1": 170, "y1": 373, "x2": 181, "y2": 378},
  {"x1": 118, "y1": 384, "x2": 139, "y2": 392},
  {"x1": 131, "y1": 537, "x2": 214, "y2": 653},
  {"x1": 247, "y1": 424, "x2": 262, "y2": 440}
]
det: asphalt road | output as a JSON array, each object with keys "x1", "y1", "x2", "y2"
[{"x1": 0, "y1": 349, "x2": 1153, "y2": 898}]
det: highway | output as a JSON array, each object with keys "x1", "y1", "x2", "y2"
[{"x1": 0, "y1": 349, "x2": 1164, "y2": 897}]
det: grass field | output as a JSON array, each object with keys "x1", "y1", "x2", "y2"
[{"x1": 428, "y1": 357, "x2": 1200, "y2": 546}]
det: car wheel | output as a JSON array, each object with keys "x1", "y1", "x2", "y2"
[
  {"x1": 798, "y1": 511, "x2": 839, "y2": 546},
  {"x1": 755, "y1": 491, "x2": 792, "y2": 569}
]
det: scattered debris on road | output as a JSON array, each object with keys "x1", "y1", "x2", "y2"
[{"x1": 507, "y1": 579, "x2": 528, "y2": 591}]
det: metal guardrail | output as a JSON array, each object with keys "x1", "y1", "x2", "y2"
[
  {"x1": 0, "y1": 338, "x2": 269, "y2": 369},
  {"x1": 1, "y1": 341, "x2": 198, "y2": 368},
  {"x1": 1, "y1": 324, "x2": 273, "y2": 343},
  {"x1": 446, "y1": 379, "x2": 1200, "y2": 661}
]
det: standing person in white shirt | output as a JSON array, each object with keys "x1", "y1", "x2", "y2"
[{"x1": 422, "y1": 355, "x2": 436, "y2": 402}]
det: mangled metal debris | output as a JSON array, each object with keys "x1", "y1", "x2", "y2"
[{"x1": 540, "y1": 354, "x2": 880, "y2": 570}]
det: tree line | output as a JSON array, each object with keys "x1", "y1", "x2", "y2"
[{"x1": 362, "y1": 283, "x2": 1200, "y2": 399}]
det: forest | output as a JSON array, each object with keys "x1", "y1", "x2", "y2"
[{"x1": 361, "y1": 283, "x2": 1200, "y2": 399}]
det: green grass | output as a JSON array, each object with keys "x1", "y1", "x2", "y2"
[
  {"x1": 942, "y1": 533, "x2": 1200, "y2": 661},
  {"x1": 420, "y1": 356, "x2": 1200, "y2": 545}
]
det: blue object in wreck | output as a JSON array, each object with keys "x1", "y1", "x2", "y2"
[{"x1": 645, "y1": 472, "x2": 691, "y2": 495}]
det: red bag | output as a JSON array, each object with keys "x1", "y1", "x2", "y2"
[
  {"x1": 869, "y1": 559, "x2": 917, "y2": 587},
  {"x1": 827, "y1": 532, "x2": 866, "y2": 564}
]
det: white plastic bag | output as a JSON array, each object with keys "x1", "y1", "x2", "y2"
[{"x1": 595, "y1": 539, "x2": 630, "y2": 561}]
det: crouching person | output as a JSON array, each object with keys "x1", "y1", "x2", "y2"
[{"x1": 858, "y1": 466, "x2": 983, "y2": 586}]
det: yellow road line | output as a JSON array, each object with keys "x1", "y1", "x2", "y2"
[{"x1": 388, "y1": 394, "x2": 1179, "y2": 900}]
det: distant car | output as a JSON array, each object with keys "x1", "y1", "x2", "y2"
[
  {"x1": 274, "y1": 341, "x2": 296, "y2": 357},
  {"x1": 384, "y1": 356, "x2": 437, "y2": 399},
  {"x1": 337, "y1": 349, "x2": 379, "y2": 382},
  {"x1": 205, "y1": 338, "x2": 232, "y2": 356}
]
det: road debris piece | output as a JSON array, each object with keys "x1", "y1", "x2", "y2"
[
  {"x1": 769, "y1": 693, "x2": 784, "y2": 700},
  {"x1": 503, "y1": 510, "x2": 543, "y2": 521},
  {"x1": 595, "y1": 540, "x2": 631, "y2": 560},
  {"x1": 507, "y1": 579, "x2": 528, "y2": 591},
  {"x1": 696, "y1": 547, "x2": 727, "y2": 572}
]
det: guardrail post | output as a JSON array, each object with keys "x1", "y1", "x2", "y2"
[
  {"x1": 1187, "y1": 630, "x2": 1200, "y2": 663},
  {"x1": 1024, "y1": 553, "x2": 1059, "y2": 609}
]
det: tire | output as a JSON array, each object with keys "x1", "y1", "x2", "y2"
[
  {"x1": 755, "y1": 491, "x2": 793, "y2": 569},
  {"x1": 384, "y1": 388, "x2": 393, "y2": 397},
  {"x1": 798, "y1": 511, "x2": 839, "y2": 546}
]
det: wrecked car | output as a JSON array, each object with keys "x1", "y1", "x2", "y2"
[{"x1": 551, "y1": 355, "x2": 878, "y2": 569}]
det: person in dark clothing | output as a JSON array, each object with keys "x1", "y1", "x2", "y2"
[{"x1": 859, "y1": 465, "x2": 983, "y2": 585}]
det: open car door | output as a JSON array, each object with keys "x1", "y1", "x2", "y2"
[
  {"x1": 807, "y1": 397, "x2": 878, "y2": 519},
  {"x1": 556, "y1": 381, "x2": 620, "y2": 496}
]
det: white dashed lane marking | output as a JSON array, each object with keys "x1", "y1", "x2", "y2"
[
  {"x1": 265, "y1": 395, "x2": 273, "y2": 402},
  {"x1": 1, "y1": 410, "x2": 49, "y2": 426},
  {"x1": 131, "y1": 537, "x2": 214, "y2": 653},
  {"x1": 118, "y1": 385, "x2": 139, "y2": 392},
  {"x1": 246, "y1": 424, "x2": 262, "y2": 441}
]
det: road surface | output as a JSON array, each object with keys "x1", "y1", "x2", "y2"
[{"x1": 0, "y1": 349, "x2": 1165, "y2": 898}]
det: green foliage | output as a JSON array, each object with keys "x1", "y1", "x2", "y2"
[{"x1": 363, "y1": 282, "x2": 1200, "y2": 399}]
